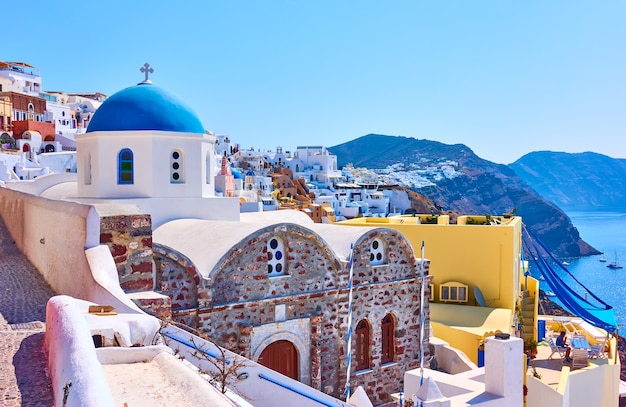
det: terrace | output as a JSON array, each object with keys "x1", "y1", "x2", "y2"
[{"x1": 525, "y1": 315, "x2": 620, "y2": 405}]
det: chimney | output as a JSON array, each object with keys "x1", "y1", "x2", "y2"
[{"x1": 484, "y1": 334, "x2": 523, "y2": 401}]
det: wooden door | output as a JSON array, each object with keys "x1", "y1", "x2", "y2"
[{"x1": 258, "y1": 340, "x2": 299, "y2": 380}]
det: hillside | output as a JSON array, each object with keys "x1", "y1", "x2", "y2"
[
  {"x1": 509, "y1": 151, "x2": 626, "y2": 208},
  {"x1": 329, "y1": 134, "x2": 597, "y2": 258}
]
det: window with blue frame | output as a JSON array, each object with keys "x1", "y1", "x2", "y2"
[{"x1": 118, "y1": 149, "x2": 134, "y2": 184}]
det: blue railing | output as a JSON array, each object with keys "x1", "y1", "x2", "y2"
[
  {"x1": 162, "y1": 330, "x2": 229, "y2": 364},
  {"x1": 258, "y1": 373, "x2": 340, "y2": 407}
]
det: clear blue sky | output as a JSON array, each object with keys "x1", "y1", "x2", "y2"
[{"x1": 5, "y1": 1, "x2": 625, "y2": 164}]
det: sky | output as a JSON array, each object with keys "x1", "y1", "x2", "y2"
[{"x1": 4, "y1": 1, "x2": 625, "y2": 164}]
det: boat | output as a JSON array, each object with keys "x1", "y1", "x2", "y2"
[
  {"x1": 562, "y1": 261, "x2": 570, "y2": 266},
  {"x1": 599, "y1": 256, "x2": 607, "y2": 262},
  {"x1": 606, "y1": 251, "x2": 623, "y2": 269},
  {"x1": 545, "y1": 290, "x2": 556, "y2": 297},
  {"x1": 607, "y1": 262, "x2": 623, "y2": 269}
]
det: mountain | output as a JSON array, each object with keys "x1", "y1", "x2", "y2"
[
  {"x1": 509, "y1": 151, "x2": 626, "y2": 208},
  {"x1": 329, "y1": 134, "x2": 598, "y2": 258}
]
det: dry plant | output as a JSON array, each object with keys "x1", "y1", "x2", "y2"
[
  {"x1": 157, "y1": 318, "x2": 249, "y2": 395},
  {"x1": 188, "y1": 334, "x2": 249, "y2": 394}
]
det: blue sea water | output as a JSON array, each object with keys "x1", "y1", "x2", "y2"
[{"x1": 536, "y1": 207, "x2": 626, "y2": 328}]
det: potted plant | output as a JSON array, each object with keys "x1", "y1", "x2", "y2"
[{"x1": 524, "y1": 338, "x2": 538, "y2": 359}]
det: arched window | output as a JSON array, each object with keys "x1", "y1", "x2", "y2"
[
  {"x1": 355, "y1": 319, "x2": 370, "y2": 371},
  {"x1": 267, "y1": 237, "x2": 286, "y2": 277},
  {"x1": 381, "y1": 314, "x2": 395, "y2": 364},
  {"x1": 84, "y1": 153, "x2": 92, "y2": 185},
  {"x1": 170, "y1": 149, "x2": 184, "y2": 183},
  {"x1": 205, "y1": 152, "x2": 212, "y2": 184},
  {"x1": 370, "y1": 238, "x2": 386, "y2": 266},
  {"x1": 118, "y1": 148, "x2": 134, "y2": 184}
]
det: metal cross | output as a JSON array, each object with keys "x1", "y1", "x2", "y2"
[{"x1": 140, "y1": 63, "x2": 154, "y2": 82}]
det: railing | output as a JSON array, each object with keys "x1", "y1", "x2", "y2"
[
  {"x1": 161, "y1": 330, "x2": 226, "y2": 363},
  {"x1": 258, "y1": 373, "x2": 338, "y2": 407}
]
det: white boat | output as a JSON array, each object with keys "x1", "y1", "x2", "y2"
[
  {"x1": 606, "y1": 251, "x2": 623, "y2": 269},
  {"x1": 562, "y1": 261, "x2": 570, "y2": 266},
  {"x1": 545, "y1": 290, "x2": 556, "y2": 297}
]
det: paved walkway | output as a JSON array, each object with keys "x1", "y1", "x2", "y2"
[{"x1": 0, "y1": 217, "x2": 55, "y2": 406}]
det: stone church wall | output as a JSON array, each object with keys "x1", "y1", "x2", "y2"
[
  {"x1": 99, "y1": 214, "x2": 153, "y2": 292},
  {"x1": 152, "y1": 224, "x2": 431, "y2": 406}
]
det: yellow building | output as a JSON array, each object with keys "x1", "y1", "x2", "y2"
[
  {"x1": 339, "y1": 214, "x2": 538, "y2": 364},
  {"x1": 0, "y1": 91, "x2": 12, "y2": 133}
]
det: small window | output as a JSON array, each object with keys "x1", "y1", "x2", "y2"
[
  {"x1": 84, "y1": 153, "x2": 92, "y2": 185},
  {"x1": 92, "y1": 334, "x2": 105, "y2": 348},
  {"x1": 355, "y1": 319, "x2": 371, "y2": 371},
  {"x1": 440, "y1": 281, "x2": 468, "y2": 303},
  {"x1": 205, "y1": 152, "x2": 212, "y2": 184},
  {"x1": 267, "y1": 237, "x2": 286, "y2": 277},
  {"x1": 170, "y1": 149, "x2": 184, "y2": 183},
  {"x1": 118, "y1": 148, "x2": 134, "y2": 184},
  {"x1": 381, "y1": 314, "x2": 395, "y2": 364},
  {"x1": 369, "y1": 238, "x2": 386, "y2": 266}
]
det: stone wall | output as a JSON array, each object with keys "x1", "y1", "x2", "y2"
[
  {"x1": 152, "y1": 224, "x2": 431, "y2": 406},
  {"x1": 100, "y1": 214, "x2": 154, "y2": 291}
]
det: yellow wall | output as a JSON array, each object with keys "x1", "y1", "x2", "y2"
[
  {"x1": 0, "y1": 95, "x2": 12, "y2": 130},
  {"x1": 339, "y1": 215, "x2": 523, "y2": 312}
]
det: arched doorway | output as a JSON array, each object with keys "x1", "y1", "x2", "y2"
[
  {"x1": 45, "y1": 144, "x2": 55, "y2": 153},
  {"x1": 258, "y1": 340, "x2": 299, "y2": 380}
]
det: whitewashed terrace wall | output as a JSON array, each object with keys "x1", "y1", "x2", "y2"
[{"x1": 0, "y1": 187, "x2": 96, "y2": 299}]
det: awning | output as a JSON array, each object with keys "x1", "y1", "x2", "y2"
[{"x1": 523, "y1": 225, "x2": 617, "y2": 333}]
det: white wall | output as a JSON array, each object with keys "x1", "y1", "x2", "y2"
[
  {"x1": 0, "y1": 187, "x2": 97, "y2": 298},
  {"x1": 45, "y1": 295, "x2": 116, "y2": 407},
  {"x1": 526, "y1": 361, "x2": 620, "y2": 407},
  {"x1": 76, "y1": 130, "x2": 216, "y2": 199},
  {"x1": 161, "y1": 325, "x2": 355, "y2": 407}
]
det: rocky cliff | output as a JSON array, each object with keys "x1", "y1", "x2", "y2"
[
  {"x1": 509, "y1": 151, "x2": 626, "y2": 208},
  {"x1": 330, "y1": 134, "x2": 598, "y2": 258}
]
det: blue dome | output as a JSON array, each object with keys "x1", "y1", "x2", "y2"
[
  {"x1": 87, "y1": 83, "x2": 205, "y2": 133},
  {"x1": 231, "y1": 168, "x2": 244, "y2": 180}
]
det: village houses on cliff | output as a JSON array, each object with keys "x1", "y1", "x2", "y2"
[{"x1": 0, "y1": 66, "x2": 433, "y2": 405}]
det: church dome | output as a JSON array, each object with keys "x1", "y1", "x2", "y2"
[
  {"x1": 231, "y1": 168, "x2": 244, "y2": 180},
  {"x1": 86, "y1": 82, "x2": 205, "y2": 133}
]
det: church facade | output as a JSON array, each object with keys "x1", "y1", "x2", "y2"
[
  {"x1": 152, "y1": 218, "x2": 431, "y2": 404},
  {"x1": 42, "y1": 66, "x2": 431, "y2": 405}
]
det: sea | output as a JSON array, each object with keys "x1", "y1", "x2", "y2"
[{"x1": 536, "y1": 206, "x2": 626, "y2": 328}]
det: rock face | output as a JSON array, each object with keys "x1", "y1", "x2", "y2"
[
  {"x1": 330, "y1": 134, "x2": 598, "y2": 258},
  {"x1": 509, "y1": 151, "x2": 626, "y2": 208}
]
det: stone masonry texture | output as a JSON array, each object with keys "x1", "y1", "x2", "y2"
[{"x1": 152, "y1": 224, "x2": 431, "y2": 406}]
